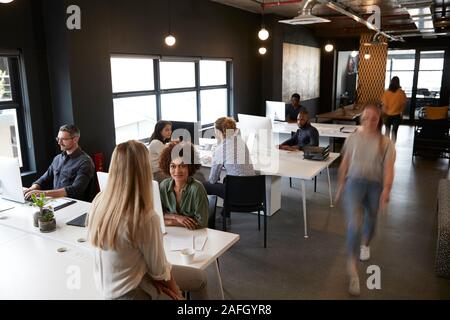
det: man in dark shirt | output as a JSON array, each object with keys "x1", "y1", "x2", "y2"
[
  {"x1": 278, "y1": 110, "x2": 319, "y2": 151},
  {"x1": 285, "y1": 93, "x2": 307, "y2": 123},
  {"x1": 23, "y1": 124, "x2": 95, "y2": 201}
]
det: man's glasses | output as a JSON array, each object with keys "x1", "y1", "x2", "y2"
[{"x1": 55, "y1": 137, "x2": 74, "y2": 143}]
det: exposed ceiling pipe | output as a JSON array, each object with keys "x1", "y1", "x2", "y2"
[
  {"x1": 316, "y1": 0, "x2": 404, "y2": 41},
  {"x1": 249, "y1": 0, "x2": 303, "y2": 9}
]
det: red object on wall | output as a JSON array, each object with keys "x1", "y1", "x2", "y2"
[{"x1": 94, "y1": 153, "x2": 104, "y2": 172}]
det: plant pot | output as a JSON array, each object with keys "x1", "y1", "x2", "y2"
[
  {"x1": 38, "y1": 219, "x2": 56, "y2": 233},
  {"x1": 33, "y1": 210, "x2": 43, "y2": 228}
]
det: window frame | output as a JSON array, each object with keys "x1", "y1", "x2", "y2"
[
  {"x1": 0, "y1": 52, "x2": 33, "y2": 173},
  {"x1": 110, "y1": 55, "x2": 232, "y2": 141}
]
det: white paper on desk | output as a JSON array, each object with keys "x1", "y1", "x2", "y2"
[
  {"x1": 168, "y1": 235, "x2": 193, "y2": 251},
  {"x1": 194, "y1": 235, "x2": 207, "y2": 251}
]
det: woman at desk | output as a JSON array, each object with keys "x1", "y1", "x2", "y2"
[
  {"x1": 336, "y1": 104, "x2": 396, "y2": 296},
  {"x1": 381, "y1": 76, "x2": 407, "y2": 143},
  {"x1": 149, "y1": 120, "x2": 173, "y2": 182},
  {"x1": 203, "y1": 117, "x2": 255, "y2": 199},
  {"x1": 87, "y1": 140, "x2": 208, "y2": 300},
  {"x1": 159, "y1": 141, "x2": 209, "y2": 230}
]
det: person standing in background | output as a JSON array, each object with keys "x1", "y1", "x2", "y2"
[{"x1": 381, "y1": 76, "x2": 407, "y2": 143}]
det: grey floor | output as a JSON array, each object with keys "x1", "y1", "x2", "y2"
[{"x1": 214, "y1": 126, "x2": 450, "y2": 299}]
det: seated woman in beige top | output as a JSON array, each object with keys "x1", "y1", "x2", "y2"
[{"x1": 87, "y1": 140, "x2": 208, "y2": 300}]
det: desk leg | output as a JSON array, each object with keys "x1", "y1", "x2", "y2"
[
  {"x1": 327, "y1": 166, "x2": 334, "y2": 208},
  {"x1": 215, "y1": 259, "x2": 225, "y2": 300},
  {"x1": 301, "y1": 180, "x2": 308, "y2": 238}
]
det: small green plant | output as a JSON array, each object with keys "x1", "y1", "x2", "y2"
[
  {"x1": 40, "y1": 210, "x2": 54, "y2": 222},
  {"x1": 31, "y1": 193, "x2": 48, "y2": 209}
]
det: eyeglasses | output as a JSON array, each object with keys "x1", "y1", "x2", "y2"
[{"x1": 55, "y1": 136, "x2": 74, "y2": 143}]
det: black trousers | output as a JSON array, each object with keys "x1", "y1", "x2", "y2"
[
  {"x1": 202, "y1": 181, "x2": 225, "y2": 199},
  {"x1": 383, "y1": 114, "x2": 402, "y2": 142}
]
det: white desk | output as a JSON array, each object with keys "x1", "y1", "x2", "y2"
[
  {"x1": 198, "y1": 141, "x2": 340, "y2": 237},
  {"x1": 272, "y1": 122, "x2": 358, "y2": 139},
  {"x1": 0, "y1": 232, "x2": 102, "y2": 300},
  {"x1": 0, "y1": 199, "x2": 239, "y2": 299}
]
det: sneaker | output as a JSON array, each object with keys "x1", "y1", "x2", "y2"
[
  {"x1": 348, "y1": 276, "x2": 360, "y2": 296},
  {"x1": 360, "y1": 245, "x2": 370, "y2": 261}
]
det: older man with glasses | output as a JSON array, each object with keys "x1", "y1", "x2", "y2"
[{"x1": 24, "y1": 124, "x2": 95, "y2": 201}]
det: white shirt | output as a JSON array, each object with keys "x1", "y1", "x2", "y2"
[
  {"x1": 91, "y1": 203, "x2": 172, "y2": 299},
  {"x1": 148, "y1": 140, "x2": 165, "y2": 174}
]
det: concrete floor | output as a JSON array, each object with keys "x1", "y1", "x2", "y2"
[{"x1": 215, "y1": 126, "x2": 450, "y2": 299}]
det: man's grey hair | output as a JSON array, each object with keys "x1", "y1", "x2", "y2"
[{"x1": 59, "y1": 124, "x2": 80, "y2": 137}]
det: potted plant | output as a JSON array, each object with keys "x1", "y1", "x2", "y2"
[
  {"x1": 30, "y1": 193, "x2": 48, "y2": 227},
  {"x1": 38, "y1": 209, "x2": 56, "y2": 233}
]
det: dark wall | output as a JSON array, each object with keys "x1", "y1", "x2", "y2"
[
  {"x1": 262, "y1": 16, "x2": 322, "y2": 118},
  {"x1": 46, "y1": 0, "x2": 262, "y2": 169},
  {"x1": 0, "y1": 0, "x2": 53, "y2": 186}
]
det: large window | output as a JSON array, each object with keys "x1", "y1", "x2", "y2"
[
  {"x1": 0, "y1": 55, "x2": 30, "y2": 169},
  {"x1": 385, "y1": 49, "x2": 416, "y2": 98},
  {"x1": 110, "y1": 56, "x2": 231, "y2": 144},
  {"x1": 416, "y1": 50, "x2": 444, "y2": 108}
]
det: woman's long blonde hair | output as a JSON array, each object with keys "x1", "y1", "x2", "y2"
[{"x1": 88, "y1": 140, "x2": 154, "y2": 250}]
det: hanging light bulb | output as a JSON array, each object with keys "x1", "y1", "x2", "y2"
[
  {"x1": 0, "y1": 0, "x2": 14, "y2": 3},
  {"x1": 258, "y1": 28, "x2": 269, "y2": 41},
  {"x1": 351, "y1": 50, "x2": 358, "y2": 57},
  {"x1": 165, "y1": 34, "x2": 176, "y2": 47},
  {"x1": 259, "y1": 47, "x2": 267, "y2": 55},
  {"x1": 324, "y1": 44, "x2": 334, "y2": 52}
]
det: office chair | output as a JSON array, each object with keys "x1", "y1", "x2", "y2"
[
  {"x1": 207, "y1": 195, "x2": 218, "y2": 229},
  {"x1": 222, "y1": 175, "x2": 267, "y2": 248}
]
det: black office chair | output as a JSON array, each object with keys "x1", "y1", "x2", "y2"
[
  {"x1": 207, "y1": 195, "x2": 218, "y2": 229},
  {"x1": 222, "y1": 175, "x2": 267, "y2": 248}
]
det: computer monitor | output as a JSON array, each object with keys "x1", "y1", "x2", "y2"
[
  {"x1": 170, "y1": 121, "x2": 200, "y2": 145},
  {"x1": 0, "y1": 156, "x2": 25, "y2": 203},
  {"x1": 152, "y1": 180, "x2": 166, "y2": 235},
  {"x1": 95, "y1": 171, "x2": 166, "y2": 234},
  {"x1": 237, "y1": 114, "x2": 273, "y2": 151},
  {"x1": 266, "y1": 101, "x2": 286, "y2": 122}
]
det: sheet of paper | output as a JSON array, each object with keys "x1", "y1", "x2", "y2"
[
  {"x1": 168, "y1": 235, "x2": 194, "y2": 251},
  {"x1": 194, "y1": 235, "x2": 207, "y2": 251}
]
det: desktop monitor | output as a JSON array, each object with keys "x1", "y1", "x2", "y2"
[
  {"x1": 95, "y1": 171, "x2": 166, "y2": 234},
  {"x1": 237, "y1": 114, "x2": 273, "y2": 151},
  {"x1": 0, "y1": 156, "x2": 25, "y2": 203},
  {"x1": 266, "y1": 101, "x2": 286, "y2": 122},
  {"x1": 170, "y1": 121, "x2": 200, "y2": 145}
]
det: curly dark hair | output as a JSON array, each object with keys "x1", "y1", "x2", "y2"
[{"x1": 158, "y1": 141, "x2": 201, "y2": 176}]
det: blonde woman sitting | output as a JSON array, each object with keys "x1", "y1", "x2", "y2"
[{"x1": 87, "y1": 140, "x2": 208, "y2": 300}]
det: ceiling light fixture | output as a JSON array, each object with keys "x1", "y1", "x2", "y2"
[
  {"x1": 351, "y1": 50, "x2": 358, "y2": 57},
  {"x1": 258, "y1": 4, "x2": 269, "y2": 41},
  {"x1": 259, "y1": 47, "x2": 267, "y2": 55},
  {"x1": 324, "y1": 44, "x2": 334, "y2": 52},
  {"x1": 164, "y1": 0, "x2": 176, "y2": 47},
  {"x1": 0, "y1": 0, "x2": 14, "y2": 3}
]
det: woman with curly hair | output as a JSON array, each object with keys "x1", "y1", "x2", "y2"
[{"x1": 159, "y1": 141, "x2": 208, "y2": 229}]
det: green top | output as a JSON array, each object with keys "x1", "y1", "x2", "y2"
[{"x1": 159, "y1": 177, "x2": 209, "y2": 228}]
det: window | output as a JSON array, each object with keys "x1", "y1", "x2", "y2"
[
  {"x1": 0, "y1": 55, "x2": 31, "y2": 170},
  {"x1": 417, "y1": 51, "x2": 444, "y2": 101},
  {"x1": 385, "y1": 49, "x2": 416, "y2": 98},
  {"x1": 110, "y1": 56, "x2": 231, "y2": 144}
]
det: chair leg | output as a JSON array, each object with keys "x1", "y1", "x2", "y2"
[
  {"x1": 257, "y1": 210, "x2": 260, "y2": 230},
  {"x1": 314, "y1": 176, "x2": 317, "y2": 192},
  {"x1": 290, "y1": 178, "x2": 293, "y2": 188},
  {"x1": 264, "y1": 209, "x2": 267, "y2": 248},
  {"x1": 222, "y1": 209, "x2": 227, "y2": 232}
]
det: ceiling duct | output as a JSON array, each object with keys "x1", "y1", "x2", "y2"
[{"x1": 279, "y1": 0, "x2": 331, "y2": 25}]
